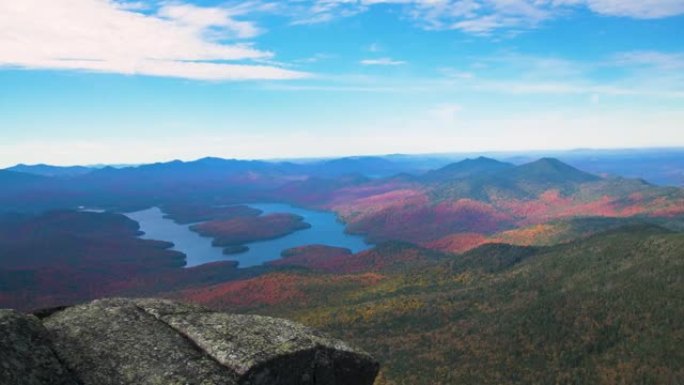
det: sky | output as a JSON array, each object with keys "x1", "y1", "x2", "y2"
[{"x1": 0, "y1": 0, "x2": 683, "y2": 167}]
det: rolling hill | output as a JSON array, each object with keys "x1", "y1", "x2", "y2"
[{"x1": 188, "y1": 226, "x2": 684, "y2": 385}]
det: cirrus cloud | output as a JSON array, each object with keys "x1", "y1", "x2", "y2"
[
  {"x1": 293, "y1": 0, "x2": 684, "y2": 34},
  {"x1": 360, "y1": 57, "x2": 407, "y2": 65},
  {"x1": 558, "y1": 0, "x2": 684, "y2": 19},
  {"x1": 0, "y1": 0, "x2": 309, "y2": 80}
]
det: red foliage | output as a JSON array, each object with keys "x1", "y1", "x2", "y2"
[
  {"x1": 425, "y1": 232, "x2": 489, "y2": 254},
  {"x1": 191, "y1": 213, "x2": 310, "y2": 246},
  {"x1": 495, "y1": 190, "x2": 628, "y2": 224},
  {"x1": 179, "y1": 272, "x2": 385, "y2": 308},
  {"x1": 433, "y1": 199, "x2": 513, "y2": 233},
  {"x1": 325, "y1": 181, "x2": 416, "y2": 207},
  {"x1": 304, "y1": 245, "x2": 438, "y2": 274},
  {"x1": 494, "y1": 189, "x2": 684, "y2": 226},
  {"x1": 337, "y1": 194, "x2": 513, "y2": 243},
  {"x1": 181, "y1": 273, "x2": 307, "y2": 307},
  {"x1": 268, "y1": 244, "x2": 352, "y2": 269}
]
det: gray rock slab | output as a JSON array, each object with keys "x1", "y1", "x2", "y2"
[
  {"x1": 29, "y1": 297, "x2": 379, "y2": 385},
  {"x1": 0, "y1": 309, "x2": 77, "y2": 385},
  {"x1": 43, "y1": 299, "x2": 238, "y2": 385},
  {"x1": 136, "y1": 298, "x2": 379, "y2": 385}
]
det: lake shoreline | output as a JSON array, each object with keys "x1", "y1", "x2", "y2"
[{"x1": 124, "y1": 203, "x2": 371, "y2": 268}]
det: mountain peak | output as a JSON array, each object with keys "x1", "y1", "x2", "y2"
[
  {"x1": 509, "y1": 157, "x2": 600, "y2": 183},
  {"x1": 535, "y1": 157, "x2": 570, "y2": 167},
  {"x1": 424, "y1": 157, "x2": 513, "y2": 181}
]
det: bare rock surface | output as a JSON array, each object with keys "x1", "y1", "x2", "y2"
[
  {"x1": 43, "y1": 298, "x2": 236, "y2": 385},
  {"x1": 137, "y1": 298, "x2": 379, "y2": 384},
  {"x1": 0, "y1": 309, "x2": 77, "y2": 385},
  {"x1": 1, "y1": 297, "x2": 379, "y2": 385}
]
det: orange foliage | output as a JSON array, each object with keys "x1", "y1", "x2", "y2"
[
  {"x1": 191, "y1": 213, "x2": 309, "y2": 245},
  {"x1": 498, "y1": 190, "x2": 633, "y2": 224},
  {"x1": 434, "y1": 199, "x2": 513, "y2": 229},
  {"x1": 308, "y1": 246, "x2": 437, "y2": 273},
  {"x1": 326, "y1": 182, "x2": 417, "y2": 207},
  {"x1": 179, "y1": 272, "x2": 385, "y2": 308},
  {"x1": 269, "y1": 244, "x2": 352, "y2": 269},
  {"x1": 425, "y1": 232, "x2": 488, "y2": 253},
  {"x1": 180, "y1": 273, "x2": 307, "y2": 307},
  {"x1": 490, "y1": 224, "x2": 563, "y2": 246},
  {"x1": 494, "y1": 189, "x2": 684, "y2": 226},
  {"x1": 332, "y1": 189, "x2": 429, "y2": 223},
  {"x1": 335, "y1": 193, "x2": 513, "y2": 243}
]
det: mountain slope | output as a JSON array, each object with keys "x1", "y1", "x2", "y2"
[
  {"x1": 0, "y1": 169, "x2": 46, "y2": 185},
  {"x1": 506, "y1": 157, "x2": 601, "y2": 184},
  {"x1": 430, "y1": 157, "x2": 602, "y2": 201},
  {"x1": 198, "y1": 226, "x2": 684, "y2": 385}
]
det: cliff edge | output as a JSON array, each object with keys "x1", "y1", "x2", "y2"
[{"x1": 0, "y1": 298, "x2": 379, "y2": 385}]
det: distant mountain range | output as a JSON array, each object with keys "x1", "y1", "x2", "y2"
[
  {"x1": 4, "y1": 148, "x2": 683, "y2": 185},
  {"x1": 6, "y1": 164, "x2": 93, "y2": 177}
]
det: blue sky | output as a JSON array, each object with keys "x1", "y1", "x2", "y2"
[{"x1": 1, "y1": 0, "x2": 683, "y2": 166}]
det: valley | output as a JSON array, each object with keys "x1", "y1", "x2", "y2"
[{"x1": 1, "y1": 152, "x2": 683, "y2": 384}]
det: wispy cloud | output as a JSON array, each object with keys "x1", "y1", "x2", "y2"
[
  {"x1": 157, "y1": 3, "x2": 261, "y2": 39},
  {"x1": 271, "y1": 50, "x2": 684, "y2": 99},
  {"x1": 612, "y1": 51, "x2": 684, "y2": 69},
  {"x1": 284, "y1": 0, "x2": 684, "y2": 35},
  {"x1": 360, "y1": 57, "x2": 407, "y2": 65},
  {"x1": 563, "y1": 0, "x2": 684, "y2": 19},
  {"x1": 467, "y1": 51, "x2": 684, "y2": 98},
  {"x1": 296, "y1": 53, "x2": 337, "y2": 64},
  {"x1": 0, "y1": 0, "x2": 308, "y2": 80}
]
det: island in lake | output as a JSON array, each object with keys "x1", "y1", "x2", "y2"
[{"x1": 190, "y1": 213, "x2": 312, "y2": 252}]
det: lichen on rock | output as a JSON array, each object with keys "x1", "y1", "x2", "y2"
[
  {"x1": 0, "y1": 309, "x2": 77, "y2": 385},
  {"x1": 1, "y1": 298, "x2": 379, "y2": 385},
  {"x1": 137, "y1": 298, "x2": 379, "y2": 384}
]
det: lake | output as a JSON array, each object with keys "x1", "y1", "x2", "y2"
[{"x1": 125, "y1": 203, "x2": 371, "y2": 268}]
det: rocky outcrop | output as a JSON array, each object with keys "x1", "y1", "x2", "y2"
[
  {"x1": 1, "y1": 298, "x2": 379, "y2": 385},
  {"x1": 0, "y1": 310, "x2": 77, "y2": 385}
]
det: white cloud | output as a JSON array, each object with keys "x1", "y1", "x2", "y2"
[
  {"x1": 450, "y1": 15, "x2": 510, "y2": 34},
  {"x1": 289, "y1": 0, "x2": 367, "y2": 25},
  {"x1": 157, "y1": 3, "x2": 261, "y2": 39},
  {"x1": 0, "y1": 0, "x2": 308, "y2": 80},
  {"x1": 612, "y1": 51, "x2": 684, "y2": 69},
  {"x1": 296, "y1": 53, "x2": 337, "y2": 63},
  {"x1": 283, "y1": 0, "x2": 547, "y2": 34},
  {"x1": 293, "y1": 0, "x2": 684, "y2": 35},
  {"x1": 360, "y1": 57, "x2": 407, "y2": 65},
  {"x1": 114, "y1": 1, "x2": 150, "y2": 11},
  {"x1": 582, "y1": 0, "x2": 684, "y2": 18}
]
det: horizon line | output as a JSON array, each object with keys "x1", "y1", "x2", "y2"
[{"x1": 3, "y1": 146, "x2": 684, "y2": 169}]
